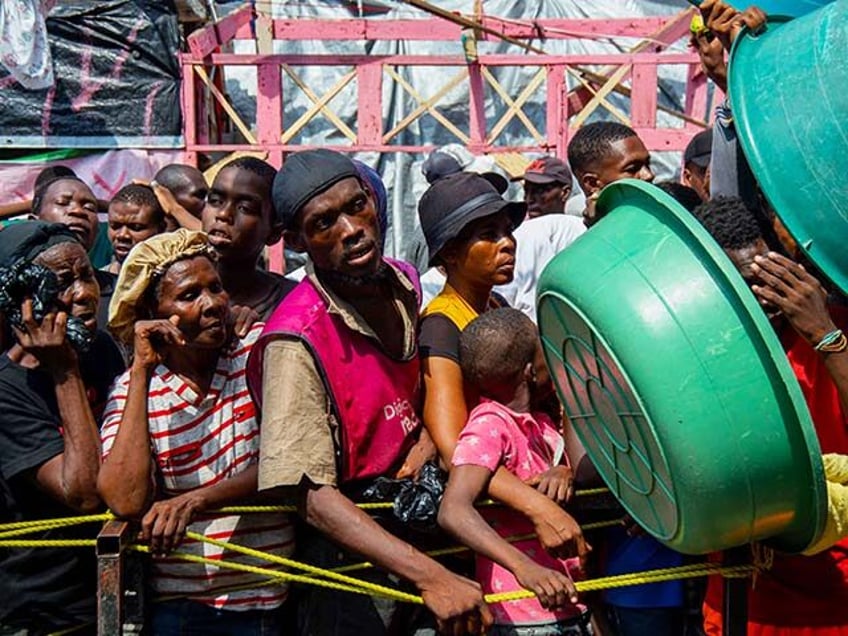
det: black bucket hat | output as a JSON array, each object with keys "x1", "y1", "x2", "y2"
[{"x1": 418, "y1": 172, "x2": 526, "y2": 266}]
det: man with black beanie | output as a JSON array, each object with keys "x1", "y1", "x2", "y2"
[{"x1": 246, "y1": 149, "x2": 491, "y2": 635}]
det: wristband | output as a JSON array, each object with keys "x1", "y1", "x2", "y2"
[{"x1": 816, "y1": 329, "x2": 847, "y2": 354}]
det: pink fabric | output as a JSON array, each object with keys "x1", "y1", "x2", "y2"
[
  {"x1": 452, "y1": 400, "x2": 584, "y2": 626},
  {"x1": 247, "y1": 258, "x2": 422, "y2": 484}
]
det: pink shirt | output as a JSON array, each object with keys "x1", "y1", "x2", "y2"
[{"x1": 452, "y1": 400, "x2": 584, "y2": 626}]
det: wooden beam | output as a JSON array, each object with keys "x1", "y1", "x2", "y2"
[
  {"x1": 631, "y1": 63, "x2": 659, "y2": 128},
  {"x1": 357, "y1": 62, "x2": 384, "y2": 147},
  {"x1": 280, "y1": 67, "x2": 357, "y2": 144},
  {"x1": 483, "y1": 67, "x2": 546, "y2": 145},
  {"x1": 382, "y1": 67, "x2": 470, "y2": 144},
  {"x1": 269, "y1": 17, "x2": 671, "y2": 43},
  {"x1": 398, "y1": 0, "x2": 546, "y2": 55},
  {"x1": 566, "y1": 9, "x2": 696, "y2": 114},
  {"x1": 571, "y1": 64, "x2": 633, "y2": 128},
  {"x1": 184, "y1": 126, "x2": 700, "y2": 154},
  {"x1": 187, "y1": 4, "x2": 254, "y2": 58},
  {"x1": 566, "y1": 67, "x2": 631, "y2": 126},
  {"x1": 192, "y1": 66, "x2": 258, "y2": 145},
  {"x1": 203, "y1": 52, "x2": 699, "y2": 66}
]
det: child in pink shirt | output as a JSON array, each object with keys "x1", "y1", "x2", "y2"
[{"x1": 438, "y1": 307, "x2": 592, "y2": 635}]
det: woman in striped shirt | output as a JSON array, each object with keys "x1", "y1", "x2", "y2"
[{"x1": 97, "y1": 229, "x2": 293, "y2": 635}]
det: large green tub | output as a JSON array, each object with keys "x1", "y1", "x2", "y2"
[
  {"x1": 537, "y1": 180, "x2": 826, "y2": 555},
  {"x1": 725, "y1": 0, "x2": 832, "y2": 17},
  {"x1": 729, "y1": 0, "x2": 848, "y2": 294}
]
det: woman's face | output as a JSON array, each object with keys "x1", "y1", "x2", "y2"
[
  {"x1": 153, "y1": 255, "x2": 230, "y2": 349},
  {"x1": 443, "y1": 210, "x2": 517, "y2": 287},
  {"x1": 33, "y1": 242, "x2": 100, "y2": 332}
]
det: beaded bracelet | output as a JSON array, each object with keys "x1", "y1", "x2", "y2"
[{"x1": 815, "y1": 329, "x2": 848, "y2": 354}]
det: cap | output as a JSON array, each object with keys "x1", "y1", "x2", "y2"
[
  {"x1": 421, "y1": 151, "x2": 465, "y2": 184},
  {"x1": 418, "y1": 172, "x2": 526, "y2": 265},
  {"x1": 683, "y1": 129, "x2": 713, "y2": 169},
  {"x1": 422, "y1": 145, "x2": 509, "y2": 194},
  {"x1": 272, "y1": 149, "x2": 359, "y2": 228},
  {"x1": 522, "y1": 156, "x2": 573, "y2": 185}
]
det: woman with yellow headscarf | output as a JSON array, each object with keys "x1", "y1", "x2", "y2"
[{"x1": 98, "y1": 229, "x2": 294, "y2": 635}]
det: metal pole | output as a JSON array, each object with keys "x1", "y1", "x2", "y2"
[
  {"x1": 722, "y1": 547, "x2": 749, "y2": 636},
  {"x1": 97, "y1": 520, "x2": 143, "y2": 636}
]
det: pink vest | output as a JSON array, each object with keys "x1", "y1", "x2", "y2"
[{"x1": 247, "y1": 259, "x2": 422, "y2": 484}]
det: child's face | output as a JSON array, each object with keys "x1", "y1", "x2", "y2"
[{"x1": 202, "y1": 167, "x2": 278, "y2": 266}]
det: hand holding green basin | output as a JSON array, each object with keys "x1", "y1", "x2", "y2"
[{"x1": 537, "y1": 179, "x2": 826, "y2": 555}]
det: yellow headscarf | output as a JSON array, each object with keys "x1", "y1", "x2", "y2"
[{"x1": 108, "y1": 229, "x2": 215, "y2": 345}]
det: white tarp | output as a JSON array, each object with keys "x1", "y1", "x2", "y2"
[{"x1": 230, "y1": 0, "x2": 698, "y2": 267}]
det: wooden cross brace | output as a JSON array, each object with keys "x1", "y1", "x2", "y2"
[{"x1": 383, "y1": 67, "x2": 470, "y2": 144}]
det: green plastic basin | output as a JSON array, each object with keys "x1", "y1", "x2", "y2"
[
  {"x1": 729, "y1": 0, "x2": 848, "y2": 294},
  {"x1": 726, "y1": 0, "x2": 832, "y2": 17},
  {"x1": 537, "y1": 180, "x2": 826, "y2": 555}
]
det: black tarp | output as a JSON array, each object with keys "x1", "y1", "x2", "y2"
[{"x1": 0, "y1": 1, "x2": 181, "y2": 147}]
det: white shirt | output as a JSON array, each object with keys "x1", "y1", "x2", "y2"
[{"x1": 495, "y1": 214, "x2": 586, "y2": 322}]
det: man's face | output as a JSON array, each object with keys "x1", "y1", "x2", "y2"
[
  {"x1": 108, "y1": 201, "x2": 164, "y2": 264},
  {"x1": 582, "y1": 136, "x2": 654, "y2": 228},
  {"x1": 202, "y1": 167, "x2": 278, "y2": 267},
  {"x1": 524, "y1": 181, "x2": 571, "y2": 219},
  {"x1": 36, "y1": 179, "x2": 99, "y2": 250},
  {"x1": 289, "y1": 177, "x2": 381, "y2": 277},
  {"x1": 594, "y1": 136, "x2": 654, "y2": 187},
  {"x1": 725, "y1": 238, "x2": 780, "y2": 319},
  {"x1": 683, "y1": 163, "x2": 710, "y2": 202}
]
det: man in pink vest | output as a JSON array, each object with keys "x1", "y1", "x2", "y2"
[{"x1": 247, "y1": 149, "x2": 492, "y2": 635}]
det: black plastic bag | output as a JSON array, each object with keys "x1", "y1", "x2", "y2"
[
  {"x1": 362, "y1": 462, "x2": 446, "y2": 532},
  {"x1": 0, "y1": 260, "x2": 95, "y2": 353}
]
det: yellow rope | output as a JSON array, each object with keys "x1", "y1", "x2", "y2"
[
  {"x1": 136, "y1": 539, "x2": 755, "y2": 605},
  {"x1": 152, "y1": 521, "x2": 622, "y2": 603},
  {"x1": 131, "y1": 544, "x2": 420, "y2": 602},
  {"x1": 0, "y1": 487, "x2": 615, "y2": 533},
  {"x1": 0, "y1": 539, "x2": 97, "y2": 548},
  {"x1": 183, "y1": 530, "x2": 423, "y2": 603},
  {"x1": 487, "y1": 563, "x2": 756, "y2": 603},
  {"x1": 0, "y1": 521, "x2": 756, "y2": 606},
  {"x1": 0, "y1": 513, "x2": 113, "y2": 533}
]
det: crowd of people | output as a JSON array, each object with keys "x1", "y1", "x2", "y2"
[{"x1": 1, "y1": 1, "x2": 847, "y2": 635}]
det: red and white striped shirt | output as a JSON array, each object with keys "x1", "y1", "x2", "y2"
[{"x1": 101, "y1": 323, "x2": 294, "y2": 611}]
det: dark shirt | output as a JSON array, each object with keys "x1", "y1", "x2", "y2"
[
  {"x1": 94, "y1": 269, "x2": 116, "y2": 334},
  {"x1": 254, "y1": 272, "x2": 297, "y2": 321},
  {"x1": 418, "y1": 292, "x2": 509, "y2": 363},
  {"x1": 0, "y1": 331, "x2": 124, "y2": 632}
]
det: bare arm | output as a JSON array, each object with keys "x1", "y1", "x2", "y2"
[
  {"x1": 422, "y1": 354, "x2": 587, "y2": 559},
  {"x1": 14, "y1": 303, "x2": 101, "y2": 512},
  {"x1": 151, "y1": 182, "x2": 202, "y2": 231},
  {"x1": 141, "y1": 464, "x2": 260, "y2": 555},
  {"x1": 97, "y1": 363, "x2": 154, "y2": 517},
  {"x1": 303, "y1": 482, "x2": 492, "y2": 634},
  {"x1": 421, "y1": 355, "x2": 468, "y2": 466},
  {"x1": 98, "y1": 318, "x2": 184, "y2": 517},
  {"x1": 0, "y1": 199, "x2": 31, "y2": 221},
  {"x1": 439, "y1": 465, "x2": 578, "y2": 608}
]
